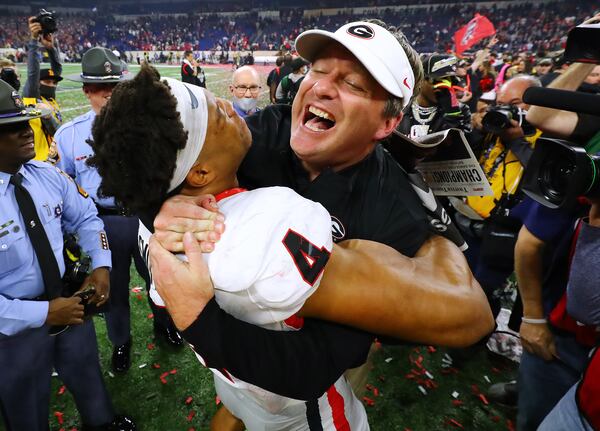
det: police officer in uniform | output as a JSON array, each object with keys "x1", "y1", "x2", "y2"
[
  {"x1": 0, "y1": 79, "x2": 135, "y2": 430},
  {"x1": 56, "y1": 47, "x2": 183, "y2": 374}
]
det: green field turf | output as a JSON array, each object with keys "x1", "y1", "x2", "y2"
[{"x1": 5, "y1": 64, "x2": 518, "y2": 431}]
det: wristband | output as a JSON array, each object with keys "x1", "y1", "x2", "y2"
[{"x1": 522, "y1": 317, "x2": 547, "y2": 324}]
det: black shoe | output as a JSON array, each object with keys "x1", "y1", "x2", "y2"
[
  {"x1": 154, "y1": 323, "x2": 184, "y2": 347},
  {"x1": 82, "y1": 414, "x2": 136, "y2": 431},
  {"x1": 111, "y1": 339, "x2": 131, "y2": 373},
  {"x1": 487, "y1": 380, "x2": 518, "y2": 407}
]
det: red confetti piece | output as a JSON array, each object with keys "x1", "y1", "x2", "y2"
[
  {"x1": 147, "y1": 313, "x2": 154, "y2": 319},
  {"x1": 147, "y1": 343, "x2": 155, "y2": 350},
  {"x1": 185, "y1": 396, "x2": 193, "y2": 405},
  {"x1": 441, "y1": 367, "x2": 460, "y2": 375},
  {"x1": 452, "y1": 399, "x2": 464, "y2": 406},
  {"x1": 365, "y1": 384, "x2": 374, "y2": 391},
  {"x1": 373, "y1": 388, "x2": 380, "y2": 397},
  {"x1": 54, "y1": 411, "x2": 64, "y2": 425},
  {"x1": 188, "y1": 428, "x2": 196, "y2": 431},
  {"x1": 186, "y1": 410, "x2": 196, "y2": 421},
  {"x1": 447, "y1": 418, "x2": 464, "y2": 428},
  {"x1": 506, "y1": 419, "x2": 515, "y2": 431},
  {"x1": 362, "y1": 396, "x2": 375, "y2": 407},
  {"x1": 427, "y1": 346, "x2": 437, "y2": 353},
  {"x1": 160, "y1": 372, "x2": 169, "y2": 384},
  {"x1": 135, "y1": 293, "x2": 143, "y2": 301},
  {"x1": 152, "y1": 363, "x2": 161, "y2": 369},
  {"x1": 170, "y1": 369, "x2": 177, "y2": 375},
  {"x1": 57, "y1": 385, "x2": 66, "y2": 395},
  {"x1": 215, "y1": 396, "x2": 221, "y2": 405},
  {"x1": 479, "y1": 394, "x2": 490, "y2": 405},
  {"x1": 471, "y1": 384, "x2": 481, "y2": 395}
]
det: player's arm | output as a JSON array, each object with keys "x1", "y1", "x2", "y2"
[{"x1": 301, "y1": 235, "x2": 494, "y2": 347}]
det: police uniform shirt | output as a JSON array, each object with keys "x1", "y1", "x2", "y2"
[
  {"x1": 0, "y1": 161, "x2": 111, "y2": 336},
  {"x1": 180, "y1": 104, "x2": 432, "y2": 401},
  {"x1": 55, "y1": 110, "x2": 117, "y2": 209}
]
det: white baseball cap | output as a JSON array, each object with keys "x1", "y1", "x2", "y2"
[{"x1": 295, "y1": 21, "x2": 415, "y2": 108}]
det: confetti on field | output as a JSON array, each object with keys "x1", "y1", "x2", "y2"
[
  {"x1": 152, "y1": 363, "x2": 161, "y2": 369},
  {"x1": 362, "y1": 396, "x2": 375, "y2": 407},
  {"x1": 131, "y1": 286, "x2": 143, "y2": 293},
  {"x1": 216, "y1": 396, "x2": 221, "y2": 405},
  {"x1": 506, "y1": 419, "x2": 516, "y2": 431},
  {"x1": 418, "y1": 385, "x2": 427, "y2": 395},
  {"x1": 479, "y1": 394, "x2": 490, "y2": 405},
  {"x1": 452, "y1": 391, "x2": 460, "y2": 399},
  {"x1": 427, "y1": 346, "x2": 437, "y2": 354},
  {"x1": 384, "y1": 357, "x2": 393, "y2": 363},
  {"x1": 446, "y1": 418, "x2": 464, "y2": 428},
  {"x1": 57, "y1": 385, "x2": 66, "y2": 395},
  {"x1": 52, "y1": 371, "x2": 59, "y2": 377},
  {"x1": 425, "y1": 371, "x2": 434, "y2": 379},
  {"x1": 484, "y1": 375, "x2": 491, "y2": 383},
  {"x1": 138, "y1": 363, "x2": 147, "y2": 369},
  {"x1": 186, "y1": 410, "x2": 196, "y2": 421},
  {"x1": 147, "y1": 313, "x2": 154, "y2": 319},
  {"x1": 108, "y1": 371, "x2": 115, "y2": 378},
  {"x1": 147, "y1": 343, "x2": 155, "y2": 350},
  {"x1": 54, "y1": 411, "x2": 64, "y2": 425},
  {"x1": 185, "y1": 396, "x2": 193, "y2": 405},
  {"x1": 452, "y1": 399, "x2": 464, "y2": 406}
]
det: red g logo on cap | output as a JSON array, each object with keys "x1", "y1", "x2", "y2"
[{"x1": 347, "y1": 24, "x2": 375, "y2": 40}]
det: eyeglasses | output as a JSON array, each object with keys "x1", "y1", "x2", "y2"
[{"x1": 234, "y1": 85, "x2": 261, "y2": 95}]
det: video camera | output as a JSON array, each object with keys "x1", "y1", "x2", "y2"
[
  {"x1": 521, "y1": 22, "x2": 600, "y2": 209},
  {"x1": 32, "y1": 9, "x2": 57, "y2": 35}
]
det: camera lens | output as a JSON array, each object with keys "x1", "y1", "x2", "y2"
[{"x1": 538, "y1": 156, "x2": 576, "y2": 205}]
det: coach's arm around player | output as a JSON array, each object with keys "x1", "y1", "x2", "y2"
[{"x1": 151, "y1": 195, "x2": 493, "y2": 348}]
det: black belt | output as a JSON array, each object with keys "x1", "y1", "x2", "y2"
[{"x1": 95, "y1": 205, "x2": 126, "y2": 217}]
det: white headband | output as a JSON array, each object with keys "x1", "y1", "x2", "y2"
[{"x1": 163, "y1": 77, "x2": 209, "y2": 192}]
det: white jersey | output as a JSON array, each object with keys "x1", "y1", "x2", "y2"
[{"x1": 138, "y1": 186, "x2": 369, "y2": 430}]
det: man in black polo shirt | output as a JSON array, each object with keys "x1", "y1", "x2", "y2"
[{"x1": 151, "y1": 18, "x2": 493, "y2": 415}]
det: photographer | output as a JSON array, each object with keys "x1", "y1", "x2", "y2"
[
  {"x1": 23, "y1": 14, "x2": 63, "y2": 164},
  {"x1": 454, "y1": 75, "x2": 543, "y2": 318}
]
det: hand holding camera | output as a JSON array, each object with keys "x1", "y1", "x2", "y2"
[{"x1": 29, "y1": 13, "x2": 56, "y2": 48}]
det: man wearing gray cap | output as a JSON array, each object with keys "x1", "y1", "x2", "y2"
[
  {"x1": 151, "y1": 19, "x2": 493, "y2": 430},
  {"x1": 55, "y1": 47, "x2": 183, "y2": 374}
]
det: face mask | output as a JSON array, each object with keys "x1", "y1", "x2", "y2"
[
  {"x1": 0, "y1": 68, "x2": 20, "y2": 91},
  {"x1": 233, "y1": 96, "x2": 257, "y2": 113},
  {"x1": 40, "y1": 84, "x2": 56, "y2": 100}
]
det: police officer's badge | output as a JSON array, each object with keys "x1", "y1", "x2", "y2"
[
  {"x1": 104, "y1": 61, "x2": 112, "y2": 74},
  {"x1": 11, "y1": 91, "x2": 24, "y2": 109}
]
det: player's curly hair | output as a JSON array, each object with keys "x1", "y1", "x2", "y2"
[{"x1": 87, "y1": 63, "x2": 188, "y2": 214}]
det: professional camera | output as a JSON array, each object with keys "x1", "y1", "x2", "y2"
[
  {"x1": 520, "y1": 21, "x2": 600, "y2": 209},
  {"x1": 522, "y1": 138, "x2": 600, "y2": 209},
  {"x1": 33, "y1": 9, "x2": 57, "y2": 35},
  {"x1": 482, "y1": 105, "x2": 535, "y2": 135}
]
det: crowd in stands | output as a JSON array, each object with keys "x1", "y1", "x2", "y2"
[{"x1": 0, "y1": 0, "x2": 596, "y2": 60}]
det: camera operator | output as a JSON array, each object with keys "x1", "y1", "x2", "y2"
[
  {"x1": 453, "y1": 75, "x2": 543, "y2": 319},
  {"x1": 23, "y1": 15, "x2": 63, "y2": 164},
  {"x1": 396, "y1": 54, "x2": 471, "y2": 140},
  {"x1": 526, "y1": 13, "x2": 600, "y2": 140},
  {"x1": 535, "y1": 198, "x2": 600, "y2": 431}
]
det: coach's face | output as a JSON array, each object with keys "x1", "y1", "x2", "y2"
[{"x1": 291, "y1": 42, "x2": 401, "y2": 176}]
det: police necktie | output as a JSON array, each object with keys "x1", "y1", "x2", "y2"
[{"x1": 10, "y1": 173, "x2": 62, "y2": 300}]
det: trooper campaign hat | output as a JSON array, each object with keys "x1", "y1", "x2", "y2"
[
  {"x1": 0, "y1": 79, "x2": 49, "y2": 125},
  {"x1": 67, "y1": 47, "x2": 131, "y2": 83}
]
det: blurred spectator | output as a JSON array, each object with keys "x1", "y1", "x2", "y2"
[
  {"x1": 275, "y1": 57, "x2": 307, "y2": 105},
  {"x1": 229, "y1": 65, "x2": 261, "y2": 117}
]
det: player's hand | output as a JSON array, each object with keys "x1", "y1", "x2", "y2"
[
  {"x1": 459, "y1": 90, "x2": 472, "y2": 103},
  {"x1": 520, "y1": 321, "x2": 558, "y2": 361},
  {"x1": 81, "y1": 267, "x2": 110, "y2": 306},
  {"x1": 582, "y1": 12, "x2": 600, "y2": 25},
  {"x1": 149, "y1": 232, "x2": 214, "y2": 331},
  {"x1": 28, "y1": 17, "x2": 42, "y2": 39},
  {"x1": 46, "y1": 297, "x2": 85, "y2": 326},
  {"x1": 153, "y1": 194, "x2": 225, "y2": 253}
]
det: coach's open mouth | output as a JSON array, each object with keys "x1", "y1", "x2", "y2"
[{"x1": 303, "y1": 105, "x2": 336, "y2": 132}]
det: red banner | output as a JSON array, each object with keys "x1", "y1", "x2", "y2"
[{"x1": 454, "y1": 14, "x2": 496, "y2": 56}]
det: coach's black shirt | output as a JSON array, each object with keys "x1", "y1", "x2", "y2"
[{"x1": 182, "y1": 104, "x2": 431, "y2": 400}]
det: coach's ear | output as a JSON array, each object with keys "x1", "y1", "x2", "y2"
[{"x1": 185, "y1": 163, "x2": 214, "y2": 189}]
